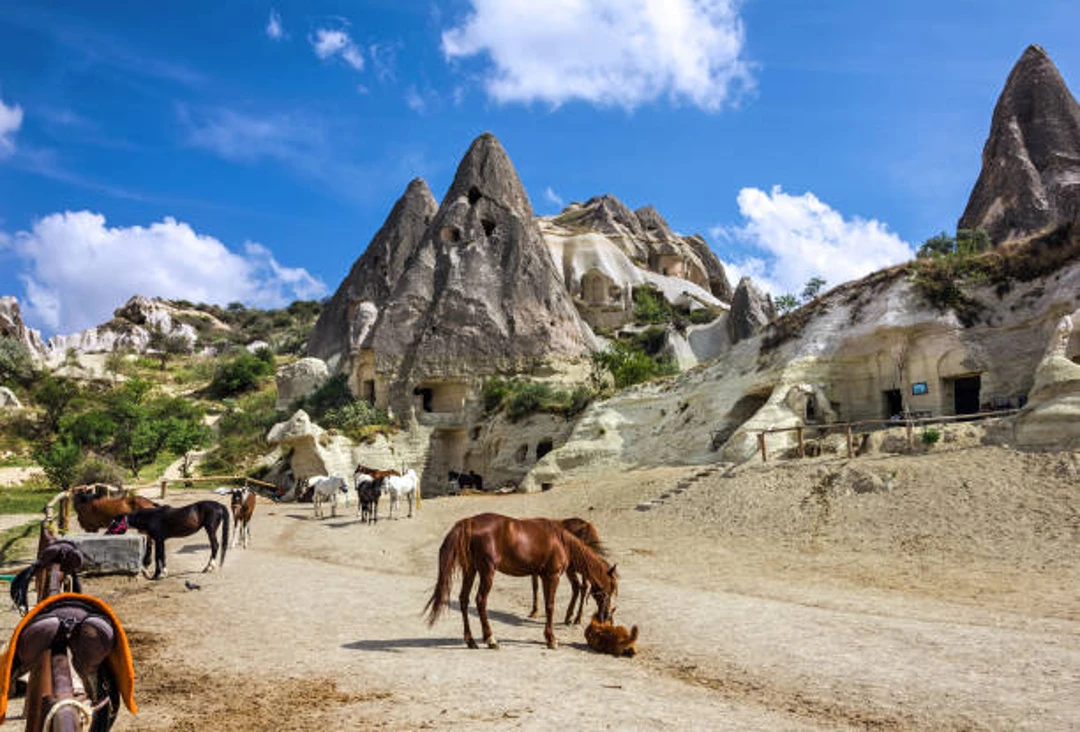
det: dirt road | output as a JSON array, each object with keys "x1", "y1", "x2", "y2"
[{"x1": 3, "y1": 448, "x2": 1078, "y2": 730}]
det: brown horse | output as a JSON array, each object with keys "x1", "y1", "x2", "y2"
[
  {"x1": 529, "y1": 517, "x2": 607, "y2": 624},
  {"x1": 71, "y1": 487, "x2": 156, "y2": 532},
  {"x1": 425, "y1": 513, "x2": 617, "y2": 650},
  {"x1": 114, "y1": 501, "x2": 229, "y2": 580}
]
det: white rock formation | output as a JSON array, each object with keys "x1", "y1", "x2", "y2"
[{"x1": 275, "y1": 357, "x2": 330, "y2": 411}]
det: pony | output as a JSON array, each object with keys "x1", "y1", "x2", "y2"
[
  {"x1": 114, "y1": 501, "x2": 229, "y2": 580},
  {"x1": 308, "y1": 475, "x2": 348, "y2": 518},
  {"x1": 425, "y1": 513, "x2": 618, "y2": 650},
  {"x1": 71, "y1": 487, "x2": 156, "y2": 533},
  {"x1": 584, "y1": 608, "x2": 638, "y2": 658},
  {"x1": 354, "y1": 472, "x2": 382, "y2": 524},
  {"x1": 529, "y1": 517, "x2": 607, "y2": 624},
  {"x1": 229, "y1": 487, "x2": 256, "y2": 548},
  {"x1": 382, "y1": 469, "x2": 418, "y2": 519}
]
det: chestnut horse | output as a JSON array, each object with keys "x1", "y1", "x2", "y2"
[
  {"x1": 71, "y1": 487, "x2": 156, "y2": 532},
  {"x1": 116, "y1": 501, "x2": 229, "y2": 580},
  {"x1": 529, "y1": 517, "x2": 607, "y2": 624},
  {"x1": 425, "y1": 513, "x2": 617, "y2": 650}
]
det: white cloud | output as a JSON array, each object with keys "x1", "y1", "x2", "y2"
[
  {"x1": 543, "y1": 187, "x2": 564, "y2": 209},
  {"x1": 717, "y1": 186, "x2": 915, "y2": 296},
  {"x1": 0, "y1": 94, "x2": 24, "y2": 157},
  {"x1": 369, "y1": 41, "x2": 401, "y2": 83},
  {"x1": 404, "y1": 87, "x2": 426, "y2": 113},
  {"x1": 311, "y1": 28, "x2": 364, "y2": 70},
  {"x1": 7, "y1": 211, "x2": 326, "y2": 333},
  {"x1": 266, "y1": 9, "x2": 285, "y2": 40},
  {"x1": 441, "y1": 0, "x2": 754, "y2": 111}
]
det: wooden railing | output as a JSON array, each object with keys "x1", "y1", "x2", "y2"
[{"x1": 751, "y1": 409, "x2": 1020, "y2": 462}]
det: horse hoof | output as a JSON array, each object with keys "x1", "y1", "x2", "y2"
[
  {"x1": 487, "y1": 640, "x2": 499, "y2": 650},
  {"x1": 528, "y1": 611, "x2": 538, "y2": 619},
  {"x1": 466, "y1": 639, "x2": 479, "y2": 649},
  {"x1": 547, "y1": 639, "x2": 558, "y2": 650}
]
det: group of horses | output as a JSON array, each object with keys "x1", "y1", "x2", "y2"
[
  {"x1": 302, "y1": 466, "x2": 418, "y2": 524},
  {"x1": 71, "y1": 485, "x2": 255, "y2": 580}
]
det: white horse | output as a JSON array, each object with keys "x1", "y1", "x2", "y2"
[
  {"x1": 382, "y1": 469, "x2": 418, "y2": 519},
  {"x1": 309, "y1": 475, "x2": 348, "y2": 518}
]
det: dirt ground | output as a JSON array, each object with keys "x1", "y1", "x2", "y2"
[{"x1": 2, "y1": 444, "x2": 1079, "y2": 730}]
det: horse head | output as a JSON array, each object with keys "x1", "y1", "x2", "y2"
[{"x1": 591, "y1": 563, "x2": 619, "y2": 622}]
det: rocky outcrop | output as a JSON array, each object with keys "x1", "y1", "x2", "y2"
[
  {"x1": 1013, "y1": 312, "x2": 1080, "y2": 449},
  {"x1": 307, "y1": 178, "x2": 438, "y2": 370},
  {"x1": 0, "y1": 296, "x2": 46, "y2": 357},
  {"x1": 548, "y1": 195, "x2": 732, "y2": 300},
  {"x1": 275, "y1": 357, "x2": 330, "y2": 411},
  {"x1": 728, "y1": 277, "x2": 776, "y2": 344},
  {"x1": 959, "y1": 45, "x2": 1080, "y2": 243}
]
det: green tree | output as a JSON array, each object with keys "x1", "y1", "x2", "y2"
[
  {"x1": 104, "y1": 349, "x2": 131, "y2": 382},
  {"x1": 34, "y1": 439, "x2": 82, "y2": 490},
  {"x1": 801, "y1": 276, "x2": 827, "y2": 302},
  {"x1": 956, "y1": 229, "x2": 991, "y2": 256},
  {"x1": 34, "y1": 375, "x2": 81, "y2": 434},
  {"x1": 0, "y1": 337, "x2": 35, "y2": 386},
  {"x1": 591, "y1": 339, "x2": 677, "y2": 390},
  {"x1": 164, "y1": 419, "x2": 212, "y2": 478},
  {"x1": 208, "y1": 352, "x2": 275, "y2": 398},
  {"x1": 774, "y1": 294, "x2": 799, "y2": 314},
  {"x1": 148, "y1": 328, "x2": 192, "y2": 370},
  {"x1": 916, "y1": 232, "x2": 955, "y2": 259}
]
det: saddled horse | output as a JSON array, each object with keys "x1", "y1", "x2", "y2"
[
  {"x1": 425, "y1": 513, "x2": 617, "y2": 650},
  {"x1": 529, "y1": 517, "x2": 607, "y2": 624},
  {"x1": 114, "y1": 501, "x2": 229, "y2": 580}
]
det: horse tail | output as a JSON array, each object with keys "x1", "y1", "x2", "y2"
[
  {"x1": 424, "y1": 517, "x2": 472, "y2": 625},
  {"x1": 219, "y1": 503, "x2": 230, "y2": 568}
]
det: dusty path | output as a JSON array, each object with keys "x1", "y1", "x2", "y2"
[{"x1": 2, "y1": 449, "x2": 1078, "y2": 730}]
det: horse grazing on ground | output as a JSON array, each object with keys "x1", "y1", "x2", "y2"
[
  {"x1": 114, "y1": 501, "x2": 229, "y2": 580},
  {"x1": 71, "y1": 487, "x2": 156, "y2": 533},
  {"x1": 354, "y1": 473, "x2": 382, "y2": 524},
  {"x1": 308, "y1": 475, "x2": 348, "y2": 518},
  {"x1": 383, "y1": 469, "x2": 418, "y2": 519},
  {"x1": 425, "y1": 513, "x2": 618, "y2": 650},
  {"x1": 229, "y1": 487, "x2": 256, "y2": 548},
  {"x1": 529, "y1": 517, "x2": 608, "y2": 624}
]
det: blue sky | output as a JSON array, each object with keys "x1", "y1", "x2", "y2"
[{"x1": 1, "y1": 1, "x2": 1078, "y2": 335}]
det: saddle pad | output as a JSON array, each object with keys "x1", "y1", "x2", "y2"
[{"x1": 0, "y1": 592, "x2": 138, "y2": 722}]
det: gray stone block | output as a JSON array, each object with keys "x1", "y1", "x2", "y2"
[{"x1": 68, "y1": 534, "x2": 145, "y2": 575}]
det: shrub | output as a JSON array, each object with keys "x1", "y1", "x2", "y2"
[
  {"x1": 687, "y1": 307, "x2": 721, "y2": 325},
  {"x1": 506, "y1": 382, "x2": 555, "y2": 421},
  {"x1": 632, "y1": 285, "x2": 678, "y2": 325},
  {"x1": 592, "y1": 339, "x2": 677, "y2": 389},
  {"x1": 323, "y1": 401, "x2": 392, "y2": 439},
  {"x1": 74, "y1": 456, "x2": 126, "y2": 487},
  {"x1": 921, "y1": 428, "x2": 941, "y2": 446},
  {"x1": 483, "y1": 377, "x2": 595, "y2": 421},
  {"x1": 0, "y1": 337, "x2": 35, "y2": 387},
  {"x1": 295, "y1": 374, "x2": 354, "y2": 421},
  {"x1": 208, "y1": 352, "x2": 275, "y2": 398}
]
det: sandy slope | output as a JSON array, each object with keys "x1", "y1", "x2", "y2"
[{"x1": 2, "y1": 445, "x2": 1078, "y2": 731}]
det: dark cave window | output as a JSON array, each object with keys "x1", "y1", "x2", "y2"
[
  {"x1": 482, "y1": 218, "x2": 496, "y2": 237},
  {"x1": 467, "y1": 186, "x2": 482, "y2": 205}
]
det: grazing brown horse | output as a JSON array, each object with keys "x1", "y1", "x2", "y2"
[
  {"x1": 71, "y1": 487, "x2": 156, "y2": 532},
  {"x1": 529, "y1": 517, "x2": 607, "y2": 624},
  {"x1": 114, "y1": 501, "x2": 229, "y2": 580},
  {"x1": 425, "y1": 513, "x2": 618, "y2": 650}
]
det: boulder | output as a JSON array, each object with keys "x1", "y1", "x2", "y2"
[
  {"x1": 728, "y1": 277, "x2": 777, "y2": 344},
  {"x1": 1013, "y1": 313, "x2": 1080, "y2": 450},
  {"x1": 959, "y1": 45, "x2": 1080, "y2": 243},
  {"x1": 0, "y1": 386, "x2": 21, "y2": 410},
  {"x1": 275, "y1": 358, "x2": 330, "y2": 412}
]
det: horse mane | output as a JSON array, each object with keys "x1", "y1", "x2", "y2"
[
  {"x1": 562, "y1": 518, "x2": 607, "y2": 558},
  {"x1": 557, "y1": 526, "x2": 612, "y2": 592}
]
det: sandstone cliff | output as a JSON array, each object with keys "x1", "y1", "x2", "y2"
[{"x1": 959, "y1": 45, "x2": 1080, "y2": 243}]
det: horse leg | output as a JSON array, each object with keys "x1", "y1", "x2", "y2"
[
  {"x1": 331, "y1": 492, "x2": 337, "y2": 518},
  {"x1": 407, "y1": 489, "x2": 414, "y2": 518},
  {"x1": 529, "y1": 575, "x2": 540, "y2": 618},
  {"x1": 574, "y1": 579, "x2": 590, "y2": 625},
  {"x1": 476, "y1": 563, "x2": 498, "y2": 649},
  {"x1": 542, "y1": 573, "x2": 560, "y2": 649},
  {"x1": 459, "y1": 567, "x2": 477, "y2": 649},
  {"x1": 229, "y1": 515, "x2": 238, "y2": 548},
  {"x1": 564, "y1": 570, "x2": 581, "y2": 625},
  {"x1": 154, "y1": 536, "x2": 167, "y2": 580},
  {"x1": 203, "y1": 519, "x2": 219, "y2": 572}
]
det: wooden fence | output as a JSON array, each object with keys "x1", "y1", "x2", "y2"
[{"x1": 749, "y1": 409, "x2": 1020, "y2": 462}]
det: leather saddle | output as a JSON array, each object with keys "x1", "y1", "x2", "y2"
[{"x1": 0, "y1": 593, "x2": 138, "y2": 724}]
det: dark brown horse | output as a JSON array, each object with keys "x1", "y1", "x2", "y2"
[
  {"x1": 425, "y1": 513, "x2": 617, "y2": 650},
  {"x1": 114, "y1": 501, "x2": 229, "y2": 580},
  {"x1": 529, "y1": 517, "x2": 607, "y2": 624}
]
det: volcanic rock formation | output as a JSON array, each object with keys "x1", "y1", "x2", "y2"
[
  {"x1": 728, "y1": 277, "x2": 777, "y2": 344},
  {"x1": 959, "y1": 45, "x2": 1080, "y2": 243}
]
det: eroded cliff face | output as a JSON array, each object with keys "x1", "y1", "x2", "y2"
[{"x1": 959, "y1": 45, "x2": 1080, "y2": 243}]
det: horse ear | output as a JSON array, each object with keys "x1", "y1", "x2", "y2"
[{"x1": 608, "y1": 564, "x2": 618, "y2": 578}]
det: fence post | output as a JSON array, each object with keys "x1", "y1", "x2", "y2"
[
  {"x1": 758, "y1": 432, "x2": 768, "y2": 462},
  {"x1": 160, "y1": 478, "x2": 167, "y2": 500},
  {"x1": 846, "y1": 425, "x2": 854, "y2": 458},
  {"x1": 796, "y1": 427, "x2": 805, "y2": 458}
]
